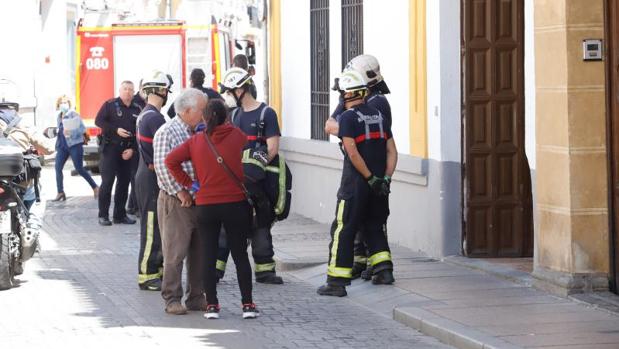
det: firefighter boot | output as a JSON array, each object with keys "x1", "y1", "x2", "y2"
[
  {"x1": 351, "y1": 262, "x2": 366, "y2": 280},
  {"x1": 256, "y1": 272, "x2": 283, "y2": 284},
  {"x1": 139, "y1": 278, "x2": 162, "y2": 291},
  {"x1": 317, "y1": 284, "x2": 347, "y2": 297},
  {"x1": 360, "y1": 265, "x2": 373, "y2": 281},
  {"x1": 372, "y1": 269, "x2": 395, "y2": 285}
]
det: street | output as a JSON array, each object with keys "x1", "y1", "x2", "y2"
[{"x1": 0, "y1": 167, "x2": 451, "y2": 349}]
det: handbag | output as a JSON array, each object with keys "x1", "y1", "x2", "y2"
[{"x1": 203, "y1": 132, "x2": 271, "y2": 229}]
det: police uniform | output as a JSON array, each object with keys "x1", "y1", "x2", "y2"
[
  {"x1": 327, "y1": 102, "x2": 393, "y2": 286},
  {"x1": 135, "y1": 104, "x2": 166, "y2": 286},
  {"x1": 331, "y1": 91, "x2": 392, "y2": 276},
  {"x1": 95, "y1": 97, "x2": 141, "y2": 221},
  {"x1": 127, "y1": 92, "x2": 146, "y2": 215},
  {"x1": 166, "y1": 86, "x2": 222, "y2": 118},
  {"x1": 217, "y1": 103, "x2": 280, "y2": 281}
]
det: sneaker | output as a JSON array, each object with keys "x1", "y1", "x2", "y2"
[
  {"x1": 242, "y1": 303, "x2": 259, "y2": 319},
  {"x1": 372, "y1": 269, "x2": 395, "y2": 285},
  {"x1": 316, "y1": 284, "x2": 347, "y2": 297},
  {"x1": 204, "y1": 304, "x2": 220, "y2": 319},
  {"x1": 255, "y1": 273, "x2": 283, "y2": 284},
  {"x1": 139, "y1": 279, "x2": 162, "y2": 291},
  {"x1": 165, "y1": 302, "x2": 187, "y2": 315}
]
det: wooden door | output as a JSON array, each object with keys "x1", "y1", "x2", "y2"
[
  {"x1": 606, "y1": 0, "x2": 619, "y2": 293},
  {"x1": 462, "y1": 0, "x2": 532, "y2": 257}
]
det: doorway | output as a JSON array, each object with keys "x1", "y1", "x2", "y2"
[{"x1": 461, "y1": 0, "x2": 533, "y2": 257}]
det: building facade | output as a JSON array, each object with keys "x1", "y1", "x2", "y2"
[{"x1": 268, "y1": 0, "x2": 619, "y2": 295}]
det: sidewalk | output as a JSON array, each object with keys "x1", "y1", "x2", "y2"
[{"x1": 272, "y1": 215, "x2": 619, "y2": 349}]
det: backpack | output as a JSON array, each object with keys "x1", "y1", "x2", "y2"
[{"x1": 232, "y1": 106, "x2": 292, "y2": 221}]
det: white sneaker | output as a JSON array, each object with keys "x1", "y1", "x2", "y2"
[{"x1": 204, "y1": 304, "x2": 220, "y2": 319}]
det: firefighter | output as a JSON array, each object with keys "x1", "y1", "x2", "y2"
[
  {"x1": 325, "y1": 54, "x2": 392, "y2": 280},
  {"x1": 134, "y1": 71, "x2": 173, "y2": 291},
  {"x1": 167, "y1": 68, "x2": 221, "y2": 118},
  {"x1": 317, "y1": 70, "x2": 398, "y2": 297},
  {"x1": 219, "y1": 67, "x2": 283, "y2": 284},
  {"x1": 95, "y1": 81, "x2": 142, "y2": 226},
  {"x1": 127, "y1": 79, "x2": 146, "y2": 217}
]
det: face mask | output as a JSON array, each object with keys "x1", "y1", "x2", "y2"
[
  {"x1": 223, "y1": 92, "x2": 238, "y2": 109},
  {"x1": 59, "y1": 103, "x2": 70, "y2": 113}
]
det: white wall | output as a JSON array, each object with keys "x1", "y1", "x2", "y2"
[
  {"x1": 363, "y1": 0, "x2": 410, "y2": 153},
  {"x1": 426, "y1": 0, "x2": 461, "y2": 163},
  {"x1": 280, "y1": 0, "x2": 311, "y2": 139},
  {"x1": 525, "y1": 0, "x2": 536, "y2": 170}
]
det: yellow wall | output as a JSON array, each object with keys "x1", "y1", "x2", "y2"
[
  {"x1": 409, "y1": 0, "x2": 427, "y2": 158},
  {"x1": 269, "y1": 0, "x2": 283, "y2": 129}
]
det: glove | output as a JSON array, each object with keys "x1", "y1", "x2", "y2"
[
  {"x1": 382, "y1": 176, "x2": 392, "y2": 196},
  {"x1": 252, "y1": 150, "x2": 269, "y2": 166},
  {"x1": 367, "y1": 175, "x2": 390, "y2": 197}
]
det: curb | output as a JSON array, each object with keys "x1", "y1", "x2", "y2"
[{"x1": 393, "y1": 307, "x2": 523, "y2": 349}]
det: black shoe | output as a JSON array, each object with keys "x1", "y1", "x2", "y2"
[
  {"x1": 361, "y1": 265, "x2": 373, "y2": 281},
  {"x1": 317, "y1": 284, "x2": 347, "y2": 297},
  {"x1": 372, "y1": 269, "x2": 395, "y2": 285},
  {"x1": 242, "y1": 303, "x2": 260, "y2": 319},
  {"x1": 256, "y1": 273, "x2": 283, "y2": 284},
  {"x1": 126, "y1": 207, "x2": 137, "y2": 215},
  {"x1": 98, "y1": 217, "x2": 112, "y2": 226},
  {"x1": 351, "y1": 262, "x2": 366, "y2": 280},
  {"x1": 113, "y1": 216, "x2": 136, "y2": 225},
  {"x1": 139, "y1": 279, "x2": 162, "y2": 291}
]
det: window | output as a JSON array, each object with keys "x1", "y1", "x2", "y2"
[
  {"x1": 310, "y1": 0, "x2": 330, "y2": 140},
  {"x1": 341, "y1": 0, "x2": 363, "y2": 69}
]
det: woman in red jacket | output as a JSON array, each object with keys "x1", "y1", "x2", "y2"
[{"x1": 165, "y1": 99, "x2": 257, "y2": 319}]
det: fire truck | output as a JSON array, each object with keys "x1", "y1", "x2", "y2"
[{"x1": 76, "y1": 18, "x2": 239, "y2": 169}]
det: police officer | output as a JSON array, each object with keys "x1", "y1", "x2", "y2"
[
  {"x1": 167, "y1": 68, "x2": 221, "y2": 118},
  {"x1": 127, "y1": 79, "x2": 146, "y2": 217},
  {"x1": 95, "y1": 81, "x2": 141, "y2": 226},
  {"x1": 317, "y1": 70, "x2": 398, "y2": 297},
  {"x1": 135, "y1": 71, "x2": 173, "y2": 291},
  {"x1": 219, "y1": 67, "x2": 284, "y2": 284},
  {"x1": 325, "y1": 54, "x2": 392, "y2": 280}
]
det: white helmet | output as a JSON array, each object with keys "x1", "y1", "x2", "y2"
[
  {"x1": 219, "y1": 67, "x2": 252, "y2": 93},
  {"x1": 141, "y1": 70, "x2": 173, "y2": 96},
  {"x1": 338, "y1": 70, "x2": 368, "y2": 93},
  {"x1": 345, "y1": 54, "x2": 390, "y2": 93}
]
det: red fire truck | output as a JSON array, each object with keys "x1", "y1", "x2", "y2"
[{"x1": 76, "y1": 19, "x2": 237, "y2": 168}]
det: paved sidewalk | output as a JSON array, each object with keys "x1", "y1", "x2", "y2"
[
  {"x1": 271, "y1": 216, "x2": 619, "y2": 349},
  {"x1": 0, "y1": 168, "x2": 450, "y2": 349}
]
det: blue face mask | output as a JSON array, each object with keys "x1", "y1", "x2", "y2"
[
  {"x1": 195, "y1": 122, "x2": 206, "y2": 132},
  {"x1": 59, "y1": 103, "x2": 70, "y2": 113}
]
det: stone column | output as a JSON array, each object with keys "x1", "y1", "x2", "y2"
[{"x1": 533, "y1": 0, "x2": 609, "y2": 295}]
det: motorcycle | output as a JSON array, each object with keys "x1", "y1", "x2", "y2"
[{"x1": 0, "y1": 137, "x2": 42, "y2": 290}]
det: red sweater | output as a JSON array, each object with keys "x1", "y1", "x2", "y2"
[{"x1": 165, "y1": 123, "x2": 247, "y2": 205}]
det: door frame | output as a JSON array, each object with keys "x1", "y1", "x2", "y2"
[{"x1": 605, "y1": 0, "x2": 619, "y2": 293}]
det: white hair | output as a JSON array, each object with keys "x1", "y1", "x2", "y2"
[{"x1": 174, "y1": 88, "x2": 208, "y2": 114}]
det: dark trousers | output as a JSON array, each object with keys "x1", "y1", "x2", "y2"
[
  {"x1": 98, "y1": 144, "x2": 132, "y2": 219},
  {"x1": 327, "y1": 184, "x2": 393, "y2": 286},
  {"x1": 127, "y1": 152, "x2": 139, "y2": 211},
  {"x1": 197, "y1": 201, "x2": 253, "y2": 305},
  {"x1": 353, "y1": 230, "x2": 368, "y2": 266},
  {"x1": 216, "y1": 226, "x2": 276, "y2": 278},
  {"x1": 135, "y1": 160, "x2": 162, "y2": 284},
  {"x1": 55, "y1": 144, "x2": 97, "y2": 193}
]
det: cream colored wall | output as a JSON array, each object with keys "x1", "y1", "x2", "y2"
[{"x1": 534, "y1": 0, "x2": 609, "y2": 275}]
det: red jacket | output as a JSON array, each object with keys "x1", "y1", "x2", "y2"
[{"x1": 165, "y1": 123, "x2": 247, "y2": 205}]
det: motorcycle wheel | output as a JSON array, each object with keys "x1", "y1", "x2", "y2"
[{"x1": 0, "y1": 234, "x2": 14, "y2": 290}]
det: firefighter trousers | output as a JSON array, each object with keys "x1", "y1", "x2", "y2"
[
  {"x1": 135, "y1": 160, "x2": 163, "y2": 285},
  {"x1": 217, "y1": 226, "x2": 277, "y2": 278},
  {"x1": 327, "y1": 186, "x2": 392, "y2": 286}
]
